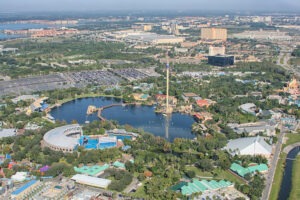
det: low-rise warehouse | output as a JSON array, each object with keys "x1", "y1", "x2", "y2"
[{"x1": 71, "y1": 174, "x2": 111, "y2": 189}]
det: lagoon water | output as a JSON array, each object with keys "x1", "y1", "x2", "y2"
[{"x1": 51, "y1": 97, "x2": 196, "y2": 141}]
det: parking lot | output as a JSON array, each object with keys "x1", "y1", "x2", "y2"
[
  {"x1": 65, "y1": 70, "x2": 122, "y2": 87},
  {"x1": 0, "y1": 74, "x2": 70, "y2": 97},
  {"x1": 111, "y1": 68, "x2": 149, "y2": 81}
]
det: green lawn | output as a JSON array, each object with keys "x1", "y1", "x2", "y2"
[
  {"x1": 185, "y1": 166, "x2": 213, "y2": 177},
  {"x1": 283, "y1": 133, "x2": 300, "y2": 149},
  {"x1": 289, "y1": 58, "x2": 300, "y2": 65},
  {"x1": 185, "y1": 166, "x2": 245, "y2": 184},
  {"x1": 269, "y1": 153, "x2": 287, "y2": 200},
  {"x1": 213, "y1": 168, "x2": 245, "y2": 185},
  {"x1": 289, "y1": 156, "x2": 300, "y2": 200}
]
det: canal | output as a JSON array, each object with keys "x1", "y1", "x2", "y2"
[{"x1": 278, "y1": 146, "x2": 300, "y2": 200}]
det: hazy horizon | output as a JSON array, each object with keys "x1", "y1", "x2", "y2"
[{"x1": 1, "y1": 0, "x2": 300, "y2": 12}]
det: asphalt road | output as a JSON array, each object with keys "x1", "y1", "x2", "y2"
[{"x1": 261, "y1": 124, "x2": 285, "y2": 200}]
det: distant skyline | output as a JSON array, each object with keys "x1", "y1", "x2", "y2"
[{"x1": 1, "y1": 0, "x2": 300, "y2": 12}]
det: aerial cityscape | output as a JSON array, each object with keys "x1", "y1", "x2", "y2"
[{"x1": 0, "y1": 0, "x2": 300, "y2": 200}]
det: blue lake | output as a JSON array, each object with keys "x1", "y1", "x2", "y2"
[{"x1": 51, "y1": 97, "x2": 196, "y2": 141}]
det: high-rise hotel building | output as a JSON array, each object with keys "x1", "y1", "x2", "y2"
[{"x1": 201, "y1": 28, "x2": 227, "y2": 41}]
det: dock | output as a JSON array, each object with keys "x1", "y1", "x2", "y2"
[{"x1": 87, "y1": 103, "x2": 126, "y2": 121}]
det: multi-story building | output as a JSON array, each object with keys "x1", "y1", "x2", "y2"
[
  {"x1": 208, "y1": 55, "x2": 234, "y2": 66},
  {"x1": 201, "y1": 28, "x2": 227, "y2": 41},
  {"x1": 209, "y1": 46, "x2": 225, "y2": 56}
]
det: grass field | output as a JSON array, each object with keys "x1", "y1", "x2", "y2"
[
  {"x1": 283, "y1": 133, "x2": 300, "y2": 149},
  {"x1": 289, "y1": 156, "x2": 300, "y2": 200},
  {"x1": 186, "y1": 166, "x2": 245, "y2": 185},
  {"x1": 289, "y1": 58, "x2": 300, "y2": 65}
]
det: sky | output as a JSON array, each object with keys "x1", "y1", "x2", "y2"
[{"x1": 1, "y1": 0, "x2": 300, "y2": 12}]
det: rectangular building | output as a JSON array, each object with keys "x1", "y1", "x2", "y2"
[
  {"x1": 209, "y1": 46, "x2": 225, "y2": 56},
  {"x1": 208, "y1": 55, "x2": 234, "y2": 66},
  {"x1": 201, "y1": 28, "x2": 227, "y2": 41},
  {"x1": 71, "y1": 174, "x2": 111, "y2": 189}
]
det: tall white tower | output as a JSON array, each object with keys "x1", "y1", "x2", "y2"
[{"x1": 165, "y1": 55, "x2": 172, "y2": 114}]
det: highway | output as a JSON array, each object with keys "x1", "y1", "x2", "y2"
[
  {"x1": 276, "y1": 46, "x2": 300, "y2": 78},
  {"x1": 261, "y1": 124, "x2": 285, "y2": 200}
]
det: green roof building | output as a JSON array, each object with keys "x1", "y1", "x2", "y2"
[
  {"x1": 172, "y1": 179, "x2": 233, "y2": 196},
  {"x1": 230, "y1": 163, "x2": 268, "y2": 177},
  {"x1": 113, "y1": 161, "x2": 126, "y2": 169},
  {"x1": 74, "y1": 164, "x2": 109, "y2": 176}
]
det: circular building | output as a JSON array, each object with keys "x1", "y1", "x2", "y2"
[{"x1": 43, "y1": 124, "x2": 82, "y2": 153}]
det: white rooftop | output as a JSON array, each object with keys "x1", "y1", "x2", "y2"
[
  {"x1": 71, "y1": 174, "x2": 111, "y2": 188},
  {"x1": 224, "y1": 136, "x2": 272, "y2": 156},
  {"x1": 0, "y1": 129, "x2": 17, "y2": 138},
  {"x1": 43, "y1": 124, "x2": 82, "y2": 149}
]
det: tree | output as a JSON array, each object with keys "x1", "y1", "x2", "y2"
[
  {"x1": 185, "y1": 170, "x2": 196, "y2": 178},
  {"x1": 196, "y1": 159, "x2": 213, "y2": 171}
]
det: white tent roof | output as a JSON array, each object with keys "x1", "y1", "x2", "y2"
[{"x1": 224, "y1": 136, "x2": 272, "y2": 156}]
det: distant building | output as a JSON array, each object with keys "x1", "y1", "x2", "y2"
[
  {"x1": 227, "y1": 121, "x2": 276, "y2": 136},
  {"x1": 170, "y1": 23, "x2": 180, "y2": 35},
  {"x1": 11, "y1": 180, "x2": 42, "y2": 200},
  {"x1": 142, "y1": 25, "x2": 152, "y2": 31},
  {"x1": 232, "y1": 30, "x2": 291, "y2": 41},
  {"x1": 155, "y1": 94, "x2": 177, "y2": 105},
  {"x1": 208, "y1": 55, "x2": 234, "y2": 67},
  {"x1": 239, "y1": 103, "x2": 261, "y2": 116},
  {"x1": 26, "y1": 97, "x2": 49, "y2": 115},
  {"x1": 224, "y1": 136, "x2": 272, "y2": 157},
  {"x1": 132, "y1": 93, "x2": 149, "y2": 101},
  {"x1": 196, "y1": 99, "x2": 215, "y2": 107},
  {"x1": 71, "y1": 174, "x2": 111, "y2": 189},
  {"x1": 175, "y1": 47, "x2": 188, "y2": 53},
  {"x1": 194, "y1": 112, "x2": 213, "y2": 122},
  {"x1": 208, "y1": 46, "x2": 225, "y2": 56},
  {"x1": 182, "y1": 93, "x2": 201, "y2": 102},
  {"x1": 201, "y1": 28, "x2": 227, "y2": 41},
  {"x1": 0, "y1": 129, "x2": 17, "y2": 138},
  {"x1": 283, "y1": 77, "x2": 299, "y2": 96}
]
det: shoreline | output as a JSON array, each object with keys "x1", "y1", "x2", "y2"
[{"x1": 48, "y1": 94, "x2": 196, "y2": 122}]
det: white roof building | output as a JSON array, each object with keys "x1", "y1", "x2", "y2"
[
  {"x1": 0, "y1": 129, "x2": 17, "y2": 138},
  {"x1": 11, "y1": 172, "x2": 28, "y2": 182},
  {"x1": 224, "y1": 136, "x2": 272, "y2": 157},
  {"x1": 239, "y1": 103, "x2": 261, "y2": 116},
  {"x1": 71, "y1": 174, "x2": 111, "y2": 189},
  {"x1": 43, "y1": 124, "x2": 82, "y2": 153},
  {"x1": 227, "y1": 120, "x2": 277, "y2": 136}
]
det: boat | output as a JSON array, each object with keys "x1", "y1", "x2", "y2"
[{"x1": 46, "y1": 114, "x2": 55, "y2": 121}]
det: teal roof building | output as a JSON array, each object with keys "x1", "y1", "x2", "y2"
[
  {"x1": 74, "y1": 164, "x2": 109, "y2": 176},
  {"x1": 171, "y1": 179, "x2": 233, "y2": 196},
  {"x1": 230, "y1": 163, "x2": 268, "y2": 177}
]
